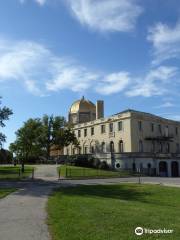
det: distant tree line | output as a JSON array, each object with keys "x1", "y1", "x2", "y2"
[{"x1": 9, "y1": 115, "x2": 78, "y2": 172}]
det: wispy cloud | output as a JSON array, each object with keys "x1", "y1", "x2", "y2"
[
  {"x1": 66, "y1": 0, "x2": 143, "y2": 33},
  {"x1": 147, "y1": 22, "x2": 180, "y2": 64},
  {"x1": 95, "y1": 72, "x2": 130, "y2": 95},
  {"x1": 126, "y1": 66, "x2": 178, "y2": 97},
  {"x1": 0, "y1": 38, "x2": 131, "y2": 96},
  {"x1": 154, "y1": 102, "x2": 175, "y2": 109},
  {"x1": 0, "y1": 37, "x2": 178, "y2": 98},
  {"x1": 19, "y1": 0, "x2": 47, "y2": 6}
]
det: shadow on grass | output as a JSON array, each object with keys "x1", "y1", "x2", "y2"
[{"x1": 53, "y1": 184, "x2": 153, "y2": 204}]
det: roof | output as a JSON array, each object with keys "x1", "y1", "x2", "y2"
[
  {"x1": 70, "y1": 96, "x2": 96, "y2": 114},
  {"x1": 113, "y1": 109, "x2": 180, "y2": 123}
]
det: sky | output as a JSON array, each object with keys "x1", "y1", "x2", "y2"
[{"x1": 1, "y1": 0, "x2": 180, "y2": 148}]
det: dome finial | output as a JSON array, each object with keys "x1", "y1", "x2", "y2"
[{"x1": 82, "y1": 96, "x2": 85, "y2": 100}]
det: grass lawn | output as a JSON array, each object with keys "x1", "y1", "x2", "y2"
[
  {"x1": 59, "y1": 165, "x2": 135, "y2": 179},
  {"x1": 0, "y1": 165, "x2": 34, "y2": 180},
  {"x1": 48, "y1": 184, "x2": 180, "y2": 240},
  {"x1": 0, "y1": 188, "x2": 16, "y2": 199}
]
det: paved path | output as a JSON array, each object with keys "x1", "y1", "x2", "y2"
[
  {"x1": 35, "y1": 164, "x2": 59, "y2": 181},
  {"x1": 0, "y1": 165, "x2": 59, "y2": 240},
  {"x1": 60, "y1": 176, "x2": 180, "y2": 187}
]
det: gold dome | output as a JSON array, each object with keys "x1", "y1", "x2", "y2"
[{"x1": 70, "y1": 96, "x2": 96, "y2": 114}]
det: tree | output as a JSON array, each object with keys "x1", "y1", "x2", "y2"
[
  {"x1": 9, "y1": 115, "x2": 78, "y2": 169},
  {"x1": 9, "y1": 118, "x2": 43, "y2": 172},
  {"x1": 40, "y1": 115, "x2": 78, "y2": 160},
  {"x1": 0, "y1": 97, "x2": 13, "y2": 146}
]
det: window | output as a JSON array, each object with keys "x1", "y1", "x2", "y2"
[
  {"x1": 139, "y1": 140, "x2": 143, "y2": 152},
  {"x1": 91, "y1": 146, "x2": 95, "y2": 153},
  {"x1": 101, "y1": 124, "x2": 106, "y2": 133},
  {"x1": 110, "y1": 141, "x2": 114, "y2": 153},
  {"x1": 158, "y1": 124, "x2": 162, "y2": 134},
  {"x1": 151, "y1": 123, "x2": 154, "y2": 132},
  {"x1": 166, "y1": 143, "x2": 170, "y2": 153},
  {"x1": 101, "y1": 142, "x2": 106, "y2": 153},
  {"x1": 176, "y1": 127, "x2": 178, "y2": 135},
  {"x1": 109, "y1": 123, "x2": 113, "y2": 133},
  {"x1": 84, "y1": 146, "x2": 88, "y2": 154},
  {"x1": 91, "y1": 127, "x2": 94, "y2": 136},
  {"x1": 159, "y1": 142, "x2": 163, "y2": 153},
  {"x1": 165, "y1": 126, "x2": 169, "y2": 136},
  {"x1": 66, "y1": 148, "x2": 69, "y2": 155},
  {"x1": 138, "y1": 121, "x2": 142, "y2": 131},
  {"x1": 78, "y1": 147, "x2": 82, "y2": 154},
  {"x1": 118, "y1": 121, "x2": 123, "y2": 131},
  {"x1": 176, "y1": 143, "x2": 180, "y2": 153},
  {"x1": 132, "y1": 163, "x2": 136, "y2": 171},
  {"x1": 72, "y1": 148, "x2": 76, "y2": 155},
  {"x1": 151, "y1": 141, "x2": 155, "y2": 153},
  {"x1": 84, "y1": 129, "x2": 87, "y2": 137},
  {"x1": 116, "y1": 163, "x2": 120, "y2": 169},
  {"x1": 119, "y1": 140, "x2": 124, "y2": 153},
  {"x1": 78, "y1": 130, "x2": 81, "y2": 137}
]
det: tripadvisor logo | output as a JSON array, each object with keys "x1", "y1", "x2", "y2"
[
  {"x1": 135, "y1": 227, "x2": 173, "y2": 236},
  {"x1": 135, "y1": 227, "x2": 143, "y2": 236}
]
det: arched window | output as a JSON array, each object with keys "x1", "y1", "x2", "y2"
[
  {"x1": 119, "y1": 140, "x2": 124, "y2": 153},
  {"x1": 147, "y1": 163, "x2": 151, "y2": 169},
  {"x1": 91, "y1": 146, "x2": 95, "y2": 154},
  {"x1": 139, "y1": 140, "x2": 143, "y2": 152},
  {"x1": 101, "y1": 142, "x2": 106, "y2": 153},
  {"x1": 132, "y1": 163, "x2": 136, "y2": 171},
  {"x1": 78, "y1": 147, "x2": 81, "y2": 155},
  {"x1": 84, "y1": 146, "x2": 88, "y2": 154},
  {"x1": 110, "y1": 141, "x2": 114, "y2": 153}
]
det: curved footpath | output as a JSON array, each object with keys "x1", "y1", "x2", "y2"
[{"x1": 0, "y1": 165, "x2": 180, "y2": 240}]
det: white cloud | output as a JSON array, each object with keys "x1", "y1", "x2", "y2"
[
  {"x1": 0, "y1": 38, "x2": 131, "y2": 96},
  {"x1": 19, "y1": 0, "x2": 47, "y2": 5},
  {"x1": 0, "y1": 40, "x2": 51, "y2": 95},
  {"x1": 147, "y1": 22, "x2": 180, "y2": 64},
  {"x1": 66, "y1": 0, "x2": 143, "y2": 33},
  {"x1": 95, "y1": 72, "x2": 130, "y2": 95},
  {"x1": 154, "y1": 102, "x2": 175, "y2": 109},
  {"x1": 0, "y1": 38, "x2": 178, "y2": 98},
  {"x1": 126, "y1": 66, "x2": 178, "y2": 97}
]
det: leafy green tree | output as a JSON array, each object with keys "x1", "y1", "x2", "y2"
[
  {"x1": 0, "y1": 97, "x2": 13, "y2": 146},
  {"x1": 9, "y1": 118, "x2": 43, "y2": 172},
  {"x1": 10, "y1": 115, "x2": 78, "y2": 169},
  {"x1": 40, "y1": 115, "x2": 78, "y2": 160}
]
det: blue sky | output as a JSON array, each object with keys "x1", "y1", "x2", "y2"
[{"x1": 1, "y1": 0, "x2": 180, "y2": 148}]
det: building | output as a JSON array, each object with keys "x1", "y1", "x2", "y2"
[{"x1": 64, "y1": 97, "x2": 180, "y2": 177}]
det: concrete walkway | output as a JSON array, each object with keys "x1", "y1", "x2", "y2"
[{"x1": 0, "y1": 165, "x2": 59, "y2": 240}]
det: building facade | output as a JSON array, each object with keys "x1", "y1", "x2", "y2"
[{"x1": 64, "y1": 98, "x2": 180, "y2": 177}]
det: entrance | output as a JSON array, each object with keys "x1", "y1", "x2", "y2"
[
  {"x1": 159, "y1": 161, "x2": 168, "y2": 177},
  {"x1": 171, "y1": 161, "x2": 179, "y2": 177}
]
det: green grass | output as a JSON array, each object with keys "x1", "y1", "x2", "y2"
[
  {"x1": 59, "y1": 165, "x2": 135, "y2": 179},
  {"x1": 48, "y1": 184, "x2": 180, "y2": 240},
  {"x1": 0, "y1": 165, "x2": 34, "y2": 180},
  {"x1": 0, "y1": 188, "x2": 16, "y2": 199}
]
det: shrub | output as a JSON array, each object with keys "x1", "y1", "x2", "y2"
[{"x1": 99, "y1": 161, "x2": 109, "y2": 170}]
